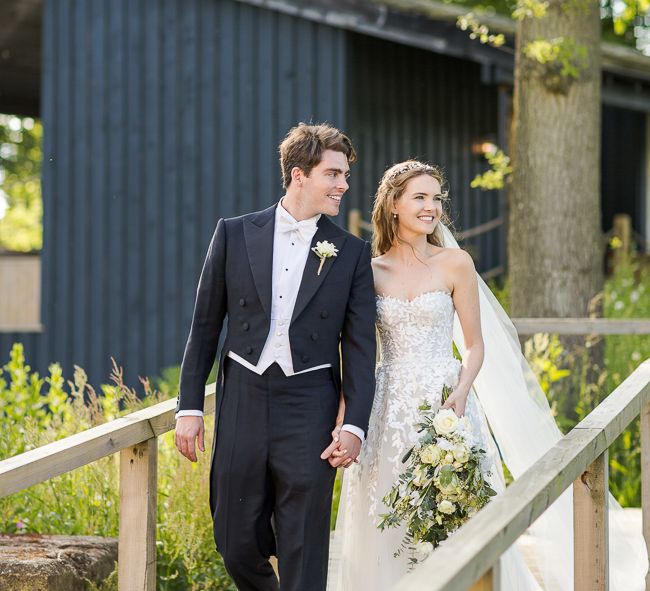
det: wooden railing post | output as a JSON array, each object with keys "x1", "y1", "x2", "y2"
[
  {"x1": 641, "y1": 403, "x2": 650, "y2": 591},
  {"x1": 119, "y1": 438, "x2": 157, "y2": 591},
  {"x1": 348, "y1": 208, "x2": 361, "y2": 237},
  {"x1": 574, "y1": 451, "x2": 609, "y2": 591},
  {"x1": 613, "y1": 213, "x2": 631, "y2": 267},
  {"x1": 469, "y1": 567, "x2": 495, "y2": 591}
]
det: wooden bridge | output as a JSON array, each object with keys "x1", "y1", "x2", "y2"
[{"x1": 1, "y1": 329, "x2": 649, "y2": 590}]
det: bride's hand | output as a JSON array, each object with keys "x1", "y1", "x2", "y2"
[
  {"x1": 441, "y1": 389, "x2": 468, "y2": 417},
  {"x1": 320, "y1": 423, "x2": 343, "y2": 460}
]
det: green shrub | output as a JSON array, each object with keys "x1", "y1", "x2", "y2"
[
  {"x1": 0, "y1": 345, "x2": 234, "y2": 590},
  {"x1": 490, "y1": 255, "x2": 650, "y2": 506}
]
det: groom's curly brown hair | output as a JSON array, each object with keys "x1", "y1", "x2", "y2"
[{"x1": 278, "y1": 123, "x2": 357, "y2": 189}]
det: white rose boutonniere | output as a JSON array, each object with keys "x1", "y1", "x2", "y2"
[{"x1": 311, "y1": 240, "x2": 338, "y2": 275}]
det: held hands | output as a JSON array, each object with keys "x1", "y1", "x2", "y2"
[
  {"x1": 320, "y1": 428, "x2": 361, "y2": 469},
  {"x1": 319, "y1": 392, "x2": 360, "y2": 469},
  {"x1": 440, "y1": 388, "x2": 469, "y2": 417},
  {"x1": 174, "y1": 416, "x2": 205, "y2": 462}
]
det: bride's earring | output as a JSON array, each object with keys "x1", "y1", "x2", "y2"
[{"x1": 393, "y1": 213, "x2": 397, "y2": 220}]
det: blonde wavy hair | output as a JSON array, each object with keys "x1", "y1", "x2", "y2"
[{"x1": 371, "y1": 160, "x2": 451, "y2": 256}]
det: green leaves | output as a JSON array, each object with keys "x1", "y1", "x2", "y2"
[
  {"x1": 470, "y1": 145, "x2": 513, "y2": 191},
  {"x1": 0, "y1": 115, "x2": 42, "y2": 252},
  {"x1": 523, "y1": 37, "x2": 589, "y2": 80},
  {"x1": 456, "y1": 13, "x2": 506, "y2": 46}
]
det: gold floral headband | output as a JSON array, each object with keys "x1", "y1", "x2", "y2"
[{"x1": 386, "y1": 162, "x2": 437, "y2": 181}]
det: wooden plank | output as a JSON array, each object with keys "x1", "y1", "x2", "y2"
[
  {"x1": 641, "y1": 403, "x2": 650, "y2": 591},
  {"x1": 513, "y1": 318, "x2": 650, "y2": 335},
  {"x1": 456, "y1": 217, "x2": 504, "y2": 241},
  {"x1": 574, "y1": 452, "x2": 609, "y2": 591},
  {"x1": 0, "y1": 386, "x2": 216, "y2": 497},
  {"x1": 118, "y1": 438, "x2": 157, "y2": 591},
  {"x1": 0, "y1": 255, "x2": 41, "y2": 330},
  {"x1": 147, "y1": 383, "x2": 216, "y2": 436}
]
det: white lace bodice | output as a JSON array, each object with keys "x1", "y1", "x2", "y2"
[{"x1": 376, "y1": 290, "x2": 458, "y2": 367}]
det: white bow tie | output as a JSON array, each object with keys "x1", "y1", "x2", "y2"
[{"x1": 277, "y1": 216, "x2": 318, "y2": 242}]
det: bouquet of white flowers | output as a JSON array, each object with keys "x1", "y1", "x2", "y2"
[{"x1": 377, "y1": 386, "x2": 497, "y2": 565}]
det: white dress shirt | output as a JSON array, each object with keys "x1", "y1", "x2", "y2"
[{"x1": 177, "y1": 201, "x2": 364, "y2": 442}]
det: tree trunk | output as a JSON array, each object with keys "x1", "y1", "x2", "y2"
[{"x1": 509, "y1": 0, "x2": 603, "y2": 319}]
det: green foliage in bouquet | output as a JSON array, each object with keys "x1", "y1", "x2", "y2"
[
  {"x1": 0, "y1": 344, "x2": 235, "y2": 591},
  {"x1": 377, "y1": 386, "x2": 496, "y2": 565}
]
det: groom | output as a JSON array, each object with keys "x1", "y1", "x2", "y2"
[{"x1": 174, "y1": 123, "x2": 376, "y2": 591}]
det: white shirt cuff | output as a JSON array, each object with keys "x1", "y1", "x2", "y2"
[
  {"x1": 175, "y1": 410, "x2": 204, "y2": 420},
  {"x1": 341, "y1": 424, "x2": 365, "y2": 443}
]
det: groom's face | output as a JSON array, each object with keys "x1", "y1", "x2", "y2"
[{"x1": 300, "y1": 149, "x2": 350, "y2": 217}]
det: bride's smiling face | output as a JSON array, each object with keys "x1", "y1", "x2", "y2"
[{"x1": 392, "y1": 174, "x2": 444, "y2": 237}]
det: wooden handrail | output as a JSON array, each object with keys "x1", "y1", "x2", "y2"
[
  {"x1": 394, "y1": 359, "x2": 650, "y2": 591},
  {"x1": 513, "y1": 318, "x2": 650, "y2": 335},
  {"x1": 0, "y1": 384, "x2": 216, "y2": 498}
]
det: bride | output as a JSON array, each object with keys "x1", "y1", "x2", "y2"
[{"x1": 327, "y1": 160, "x2": 648, "y2": 590}]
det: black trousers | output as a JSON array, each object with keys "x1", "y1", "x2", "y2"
[{"x1": 210, "y1": 359, "x2": 339, "y2": 591}]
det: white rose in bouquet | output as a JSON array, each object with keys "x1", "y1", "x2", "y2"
[
  {"x1": 415, "y1": 541, "x2": 434, "y2": 556},
  {"x1": 432, "y1": 408, "x2": 459, "y2": 435},
  {"x1": 420, "y1": 444, "x2": 442, "y2": 466},
  {"x1": 438, "y1": 500, "x2": 456, "y2": 514},
  {"x1": 452, "y1": 443, "x2": 470, "y2": 465}
]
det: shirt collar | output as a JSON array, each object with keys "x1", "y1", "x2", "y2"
[{"x1": 276, "y1": 199, "x2": 321, "y2": 226}]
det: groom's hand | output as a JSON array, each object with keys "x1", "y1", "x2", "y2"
[
  {"x1": 327, "y1": 431, "x2": 361, "y2": 469},
  {"x1": 319, "y1": 423, "x2": 343, "y2": 460},
  {"x1": 175, "y1": 416, "x2": 205, "y2": 462}
]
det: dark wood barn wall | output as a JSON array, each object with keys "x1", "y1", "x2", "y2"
[{"x1": 1, "y1": 0, "x2": 347, "y2": 386}]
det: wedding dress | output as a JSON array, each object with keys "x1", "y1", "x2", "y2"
[
  {"x1": 329, "y1": 290, "x2": 542, "y2": 590},
  {"x1": 330, "y1": 224, "x2": 647, "y2": 591}
]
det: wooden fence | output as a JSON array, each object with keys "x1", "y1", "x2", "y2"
[{"x1": 0, "y1": 383, "x2": 215, "y2": 591}]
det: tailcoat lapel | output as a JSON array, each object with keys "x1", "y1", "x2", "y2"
[{"x1": 243, "y1": 203, "x2": 277, "y2": 319}]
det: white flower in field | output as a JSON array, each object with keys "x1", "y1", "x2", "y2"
[
  {"x1": 631, "y1": 291, "x2": 640, "y2": 303},
  {"x1": 433, "y1": 408, "x2": 459, "y2": 435},
  {"x1": 632, "y1": 351, "x2": 641, "y2": 361},
  {"x1": 614, "y1": 300, "x2": 624, "y2": 311},
  {"x1": 439, "y1": 500, "x2": 456, "y2": 514}
]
